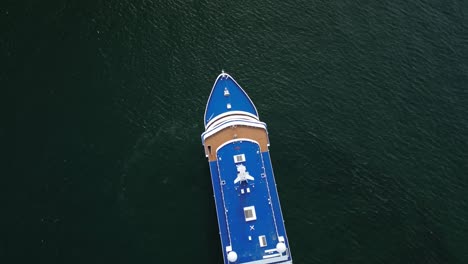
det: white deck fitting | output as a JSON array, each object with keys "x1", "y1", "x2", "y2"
[
  {"x1": 263, "y1": 253, "x2": 282, "y2": 259},
  {"x1": 234, "y1": 164, "x2": 254, "y2": 184}
]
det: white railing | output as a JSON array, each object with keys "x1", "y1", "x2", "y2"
[
  {"x1": 216, "y1": 157, "x2": 232, "y2": 247},
  {"x1": 258, "y1": 150, "x2": 280, "y2": 238}
]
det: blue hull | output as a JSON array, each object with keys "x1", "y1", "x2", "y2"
[{"x1": 202, "y1": 72, "x2": 292, "y2": 264}]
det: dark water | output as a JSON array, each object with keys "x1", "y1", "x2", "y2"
[{"x1": 7, "y1": 0, "x2": 468, "y2": 263}]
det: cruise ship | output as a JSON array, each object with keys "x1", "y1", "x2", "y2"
[{"x1": 201, "y1": 72, "x2": 293, "y2": 264}]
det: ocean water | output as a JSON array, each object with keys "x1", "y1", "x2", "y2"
[{"x1": 7, "y1": 0, "x2": 468, "y2": 263}]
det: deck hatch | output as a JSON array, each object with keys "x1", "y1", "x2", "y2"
[
  {"x1": 243, "y1": 206, "x2": 257, "y2": 221},
  {"x1": 233, "y1": 154, "x2": 246, "y2": 163},
  {"x1": 259, "y1": 235, "x2": 267, "y2": 247}
]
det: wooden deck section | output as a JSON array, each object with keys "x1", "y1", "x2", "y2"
[{"x1": 204, "y1": 125, "x2": 269, "y2": 161}]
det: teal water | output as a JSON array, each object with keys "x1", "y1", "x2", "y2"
[{"x1": 7, "y1": 1, "x2": 468, "y2": 263}]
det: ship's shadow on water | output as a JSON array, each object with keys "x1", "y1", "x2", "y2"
[{"x1": 271, "y1": 131, "x2": 457, "y2": 264}]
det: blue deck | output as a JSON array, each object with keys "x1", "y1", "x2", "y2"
[
  {"x1": 209, "y1": 139, "x2": 292, "y2": 263},
  {"x1": 204, "y1": 74, "x2": 258, "y2": 126}
]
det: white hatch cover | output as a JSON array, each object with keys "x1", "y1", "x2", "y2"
[
  {"x1": 259, "y1": 235, "x2": 267, "y2": 247},
  {"x1": 233, "y1": 154, "x2": 246, "y2": 163},
  {"x1": 243, "y1": 206, "x2": 257, "y2": 221}
]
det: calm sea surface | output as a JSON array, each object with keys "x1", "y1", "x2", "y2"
[{"x1": 8, "y1": 0, "x2": 468, "y2": 263}]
